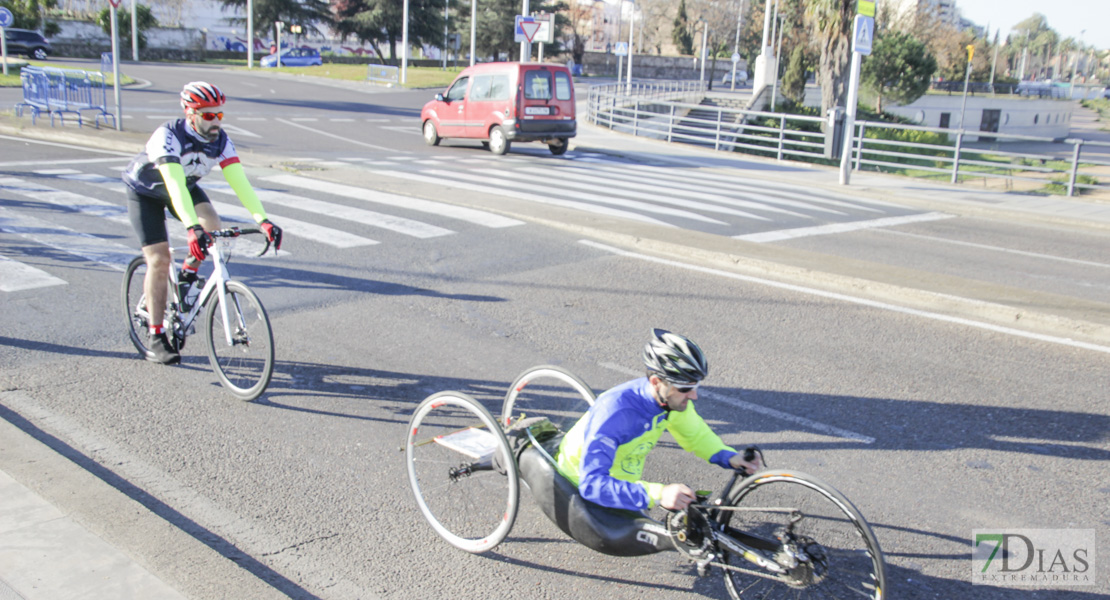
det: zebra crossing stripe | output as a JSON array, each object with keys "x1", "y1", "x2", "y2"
[
  {"x1": 573, "y1": 161, "x2": 886, "y2": 213},
  {"x1": 0, "y1": 254, "x2": 67, "y2": 292},
  {"x1": 427, "y1": 168, "x2": 734, "y2": 225},
  {"x1": 262, "y1": 174, "x2": 526, "y2": 229},
  {"x1": 0, "y1": 206, "x2": 135, "y2": 270},
  {"x1": 208, "y1": 181, "x2": 445, "y2": 239},
  {"x1": 519, "y1": 165, "x2": 810, "y2": 219},
  {"x1": 466, "y1": 167, "x2": 767, "y2": 223},
  {"x1": 362, "y1": 169, "x2": 674, "y2": 227},
  {"x1": 0, "y1": 176, "x2": 129, "y2": 225},
  {"x1": 735, "y1": 212, "x2": 954, "y2": 242}
]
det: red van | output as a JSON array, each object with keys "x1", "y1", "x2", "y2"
[{"x1": 420, "y1": 62, "x2": 576, "y2": 156}]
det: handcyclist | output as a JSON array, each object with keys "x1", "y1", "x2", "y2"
[
  {"x1": 123, "y1": 81, "x2": 283, "y2": 364},
  {"x1": 556, "y1": 329, "x2": 763, "y2": 512}
]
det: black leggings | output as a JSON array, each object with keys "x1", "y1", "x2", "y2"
[{"x1": 127, "y1": 186, "x2": 211, "y2": 247}]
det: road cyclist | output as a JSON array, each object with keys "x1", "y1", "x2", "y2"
[{"x1": 122, "y1": 81, "x2": 283, "y2": 364}]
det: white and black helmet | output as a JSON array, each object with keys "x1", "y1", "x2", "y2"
[{"x1": 642, "y1": 328, "x2": 709, "y2": 385}]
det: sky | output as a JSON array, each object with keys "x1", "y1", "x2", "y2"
[{"x1": 954, "y1": 0, "x2": 1110, "y2": 50}]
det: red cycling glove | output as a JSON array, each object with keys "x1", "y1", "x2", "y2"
[
  {"x1": 260, "y1": 219, "x2": 283, "y2": 251},
  {"x1": 186, "y1": 225, "x2": 211, "y2": 262}
]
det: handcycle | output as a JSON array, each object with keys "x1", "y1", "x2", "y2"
[
  {"x1": 405, "y1": 365, "x2": 886, "y2": 599},
  {"x1": 122, "y1": 227, "x2": 275, "y2": 401}
]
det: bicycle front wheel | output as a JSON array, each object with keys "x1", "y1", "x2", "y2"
[
  {"x1": 406, "y1": 392, "x2": 519, "y2": 554},
  {"x1": 204, "y1": 280, "x2": 274, "y2": 401},
  {"x1": 122, "y1": 255, "x2": 175, "y2": 358},
  {"x1": 500, "y1": 365, "x2": 596, "y2": 432},
  {"x1": 718, "y1": 470, "x2": 886, "y2": 600}
]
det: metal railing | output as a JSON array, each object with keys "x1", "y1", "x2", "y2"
[
  {"x1": 15, "y1": 66, "x2": 116, "y2": 129},
  {"x1": 586, "y1": 81, "x2": 1109, "y2": 197},
  {"x1": 588, "y1": 81, "x2": 830, "y2": 162},
  {"x1": 845, "y1": 121, "x2": 1110, "y2": 196},
  {"x1": 367, "y1": 64, "x2": 400, "y2": 85}
]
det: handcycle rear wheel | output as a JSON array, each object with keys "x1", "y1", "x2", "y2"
[
  {"x1": 204, "y1": 281, "x2": 274, "y2": 401},
  {"x1": 406, "y1": 392, "x2": 519, "y2": 553},
  {"x1": 122, "y1": 255, "x2": 177, "y2": 359},
  {"x1": 501, "y1": 365, "x2": 596, "y2": 432},
  {"x1": 717, "y1": 470, "x2": 886, "y2": 599}
]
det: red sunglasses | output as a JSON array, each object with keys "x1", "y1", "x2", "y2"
[{"x1": 196, "y1": 111, "x2": 224, "y2": 121}]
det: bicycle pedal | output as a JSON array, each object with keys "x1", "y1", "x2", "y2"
[{"x1": 696, "y1": 556, "x2": 715, "y2": 577}]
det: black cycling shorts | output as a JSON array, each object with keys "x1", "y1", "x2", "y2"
[{"x1": 127, "y1": 185, "x2": 211, "y2": 247}]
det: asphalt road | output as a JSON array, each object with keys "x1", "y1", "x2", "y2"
[{"x1": 1, "y1": 62, "x2": 1108, "y2": 599}]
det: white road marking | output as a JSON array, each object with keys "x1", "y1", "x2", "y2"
[
  {"x1": 734, "y1": 212, "x2": 954, "y2": 242},
  {"x1": 878, "y1": 229, "x2": 1110, "y2": 269},
  {"x1": 439, "y1": 168, "x2": 731, "y2": 224},
  {"x1": 207, "y1": 181, "x2": 447, "y2": 239},
  {"x1": 219, "y1": 124, "x2": 262, "y2": 139},
  {"x1": 581, "y1": 240, "x2": 1110, "y2": 355},
  {"x1": 599, "y1": 362, "x2": 874, "y2": 443},
  {"x1": 0, "y1": 134, "x2": 132, "y2": 157},
  {"x1": 0, "y1": 207, "x2": 134, "y2": 270},
  {"x1": 0, "y1": 255, "x2": 67, "y2": 292},
  {"x1": 0, "y1": 176, "x2": 129, "y2": 225},
  {"x1": 365, "y1": 169, "x2": 674, "y2": 227},
  {"x1": 0, "y1": 157, "x2": 126, "y2": 168},
  {"x1": 263, "y1": 173, "x2": 526, "y2": 228},
  {"x1": 275, "y1": 118, "x2": 398, "y2": 152},
  {"x1": 528, "y1": 165, "x2": 811, "y2": 218},
  {"x1": 290, "y1": 118, "x2": 319, "y2": 122}
]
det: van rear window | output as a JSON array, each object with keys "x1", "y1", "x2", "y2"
[
  {"x1": 523, "y1": 71, "x2": 552, "y2": 100},
  {"x1": 555, "y1": 72, "x2": 572, "y2": 100}
]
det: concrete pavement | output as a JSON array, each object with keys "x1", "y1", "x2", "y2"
[{"x1": 1, "y1": 72, "x2": 1109, "y2": 600}]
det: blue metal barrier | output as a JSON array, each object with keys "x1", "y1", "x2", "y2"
[{"x1": 14, "y1": 66, "x2": 116, "y2": 129}]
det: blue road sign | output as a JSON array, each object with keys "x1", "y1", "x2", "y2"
[
  {"x1": 853, "y1": 15, "x2": 874, "y2": 56},
  {"x1": 0, "y1": 8, "x2": 15, "y2": 28}
]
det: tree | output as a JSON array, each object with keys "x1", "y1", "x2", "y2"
[
  {"x1": 861, "y1": 31, "x2": 936, "y2": 113},
  {"x1": 219, "y1": 0, "x2": 334, "y2": 53},
  {"x1": 3, "y1": 0, "x2": 59, "y2": 34},
  {"x1": 781, "y1": 44, "x2": 808, "y2": 106},
  {"x1": 805, "y1": 0, "x2": 853, "y2": 117},
  {"x1": 97, "y1": 4, "x2": 158, "y2": 50},
  {"x1": 333, "y1": 0, "x2": 446, "y2": 61},
  {"x1": 672, "y1": 0, "x2": 693, "y2": 55}
]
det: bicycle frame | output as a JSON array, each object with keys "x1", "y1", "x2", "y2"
[{"x1": 168, "y1": 228, "x2": 267, "y2": 347}]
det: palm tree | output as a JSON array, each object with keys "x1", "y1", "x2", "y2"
[{"x1": 805, "y1": 0, "x2": 853, "y2": 117}]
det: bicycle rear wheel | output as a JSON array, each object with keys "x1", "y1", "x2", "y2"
[
  {"x1": 407, "y1": 392, "x2": 519, "y2": 553},
  {"x1": 204, "y1": 281, "x2": 274, "y2": 401},
  {"x1": 122, "y1": 255, "x2": 176, "y2": 358},
  {"x1": 500, "y1": 365, "x2": 596, "y2": 432},
  {"x1": 717, "y1": 470, "x2": 885, "y2": 599}
]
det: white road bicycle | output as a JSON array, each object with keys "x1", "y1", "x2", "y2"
[{"x1": 122, "y1": 227, "x2": 275, "y2": 401}]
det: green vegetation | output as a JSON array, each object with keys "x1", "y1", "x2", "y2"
[
  {"x1": 0, "y1": 62, "x2": 136, "y2": 87},
  {"x1": 233, "y1": 63, "x2": 464, "y2": 89},
  {"x1": 1042, "y1": 174, "x2": 1100, "y2": 195}
]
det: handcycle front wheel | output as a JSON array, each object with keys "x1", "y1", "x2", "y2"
[
  {"x1": 122, "y1": 255, "x2": 176, "y2": 359},
  {"x1": 204, "y1": 280, "x2": 274, "y2": 401},
  {"x1": 406, "y1": 392, "x2": 519, "y2": 554},
  {"x1": 501, "y1": 365, "x2": 596, "y2": 433},
  {"x1": 718, "y1": 470, "x2": 886, "y2": 599}
]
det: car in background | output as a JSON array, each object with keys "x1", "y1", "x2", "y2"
[
  {"x1": 721, "y1": 69, "x2": 748, "y2": 85},
  {"x1": 421, "y1": 61, "x2": 577, "y2": 156},
  {"x1": 261, "y1": 47, "x2": 322, "y2": 68},
  {"x1": 3, "y1": 28, "x2": 51, "y2": 60}
]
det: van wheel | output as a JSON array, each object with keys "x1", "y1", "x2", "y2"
[
  {"x1": 548, "y1": 139, "x2": 569, "y2": 156},
  {"x1": 423, "y1": 121, "x2": 441, "y2": 146},
  {"x1": 32, "y1": 48, "x2": 49, "y2": 60},
  {"x1": 488, "y1": 126, "x2": 510, "y2": 155}
]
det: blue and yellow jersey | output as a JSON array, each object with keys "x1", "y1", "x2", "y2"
[{"x1": 556, "y1": 377, "x2": 737, "y2": 511}]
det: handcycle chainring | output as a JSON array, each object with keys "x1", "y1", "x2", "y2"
[{"x1": 666, "y1": 508, "x2": 715, "y2": 562}]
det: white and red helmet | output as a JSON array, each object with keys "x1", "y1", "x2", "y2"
[{"x1": 180, "y1": 81, "x2": 226, "y2": 110}]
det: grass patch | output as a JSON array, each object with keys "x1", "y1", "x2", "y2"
[
  {"x1": 0, "y1": 61, "x2": 135, "y2": 87},
  {"x1": 233, "y1": 63, "x2": 464, "y2": 89},
  {"x1": 1040, "y1": 174, "x2": 1101, "y2": 195}
]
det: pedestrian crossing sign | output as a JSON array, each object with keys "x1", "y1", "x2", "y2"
[{"x1": 853, "y1": 15, "x2": 873, "y2": 56}]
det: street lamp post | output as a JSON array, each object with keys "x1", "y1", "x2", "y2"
[
  {"x1": 958, "y1": 44, "x2": 973, "y2": 131},
  {"x1": 731, "y1": 0, "x2": 744, "y2": 91},
  {"x1": 699, "y1": 20, "x2": 708, "y2": 84}
]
